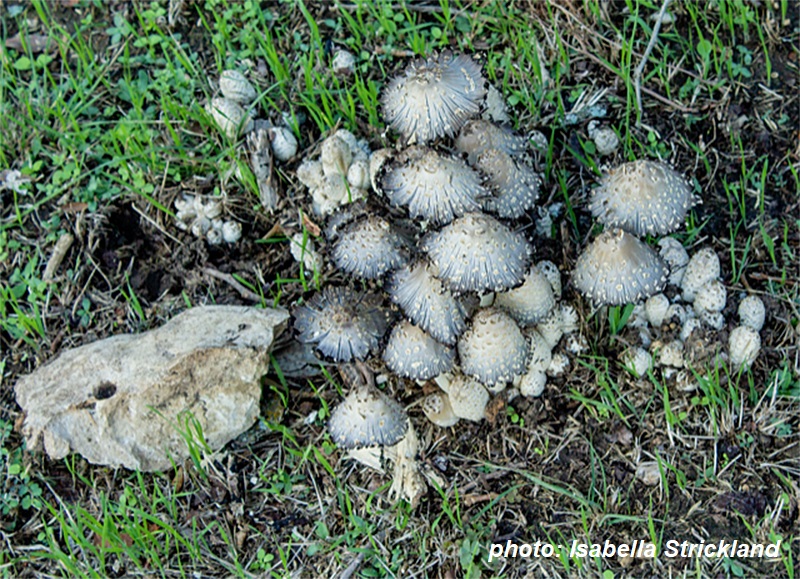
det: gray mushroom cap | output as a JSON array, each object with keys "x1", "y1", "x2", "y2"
[
  {"x1": 454, "y1": 119, "x2": 528, "y2": 165},
  {"x1": 380, "y1": 146, "x2": 486, "y2": 226},
  {"x1": 458, "y1": 308, "x2": 529, "y2": 387},
  {"x1": 476, "y1": 148, "x2": 541, "y2": 219},
  {"x1": 590, "y1": 160, "x2": 693, "y2": 236},
  {"x1": 382, "y1": 52, "x2": 487, "y2": 144},
  {"x1": 388, "y1": 260, "x2": 468, "y2": 345},
  {"x1": 494, "y1": 265, "x2": 556, "y2": 326},
  {"x1": 332, "y1": 215, "x2": 410, "y2": 279},
  {"x1": 328, "y1": 384, "x2": 408, "y2": 449},
  {"x1": 293, "y1": 286, "x2": 391, "y2": 362},
  {"x1": 421, "y1": 213, "x2": 532, "y2": 293},
  {"x1": 573, "y1": 228, "x2": 668, "y2": 305},
  {"x1": 382, "y1": 320, "x2": 455, "y2": 380}
]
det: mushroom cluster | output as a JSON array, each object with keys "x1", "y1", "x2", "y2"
[{"x1": 288, "y1": 51, "x2": 573, "y2": 444}]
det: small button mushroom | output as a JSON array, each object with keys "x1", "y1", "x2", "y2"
[
  {"x1": 546, "y1": 353, "x2": 570, "y2": 377},
  {"x1": 622, "y1": 347, "x2": 652, "y2": 377},
  {"x1": 221, "y1": 221, "x2": 242, "y2": 244},
  {"x1": 382, "y1": 52, "x2": 487, "y2": 144},
  {"x1": 535, "y1": 307, "x2": 564, "y2": 349},
  {"x1": 296, "y1": 159, "x2": 324, "y2": 190},
  {"x1": 445, "y1": 374, "x2": 490, "y2": 422},
  {"x1": 699, "y1": 309, "x2": 725, "y2": 331},
  {"x1": 680, "y1": 317, "x2": 702, "y2": 342},
  {"x1": 321, "y1": 134, "x2": 353, "y2": 177},
  {"x1": 656, "y1": 340, "x2": 685, "y2": 368},
  {"x1": 681, "y1": 248, "x2": 720, "y2": 302},
  {"x1": 738, "y1": 296, "x2": 765, "y2": 331},
  {"x1": 458, "y1": 308, "x2": 529, "y2": 388},
  {"x1": 587, "y1": 121, "x2": 620, "y2": 156},
  {"x1": 331, "y1": 49, "x2": 356, "y2": 76},
  {"x1": 206, "y1": 97, "x2": 252, "y2": 140},
  {"x1": 387, "y1": 260, "x2": 468, "y2": 346},
  {"x1": 422, "y1": 391, "x2": 459, "y2": 427},
  {"x1": 573, "y1": 229, "x2": 668, "y2": 305},
  {"x1": 382, "y1": 321, "x2": 455, "y2": 381},
  {"x1": 658, "y1": 237, "x2": 690, "y2": 286},
  {"x1": 645, "y1": 293, "x2": 670, "y2": 327},
  {"x1": 421, "y1": 213, "x2": 532, "y2": 294},
  {"x1": 346, "y1": 159, "x2": 371, "y2": 191},
  {"x1": 494, "y1": 265, "x2": 556, "y2": 326},
  {"x1": 694, "y1": 280, "x2": 727, "y2": 315},
  {"x1": 219, "y1": 70, "x2": 257, "y2": 104},
  {"x1": 269, "y1": 126, "x2": 298, "y2": 162},
  {"x1": 290, "y1": 232, "x2": 321, "y2": 272},
  {"x1": 589, "y1": 160, "x2": 693, "y2": 237},
  {"x1": 729, "y1": 326, "x2": 761, "y2": 369},
  {"x1": 519, "y1": 368, "x2": 547, "y2": 398}
]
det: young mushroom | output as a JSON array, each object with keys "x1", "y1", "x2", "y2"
[
  {"x1": 475, "y1": 148, "x2": 541, "y2": 219},
  {"x1": 589, "y1": 160, "x2": 693, "y2": 236},
  {"x1": 573, "y1": 228, "x2": 668, "y2": 305},
  {"x1": 457, "y1": 308, "x2": 529, "y2": 389},
  {"x1": 382, "y1": 320, "x2": 455, "y2": 380},
  {"x1": 293, "y1": 286, "x2": 391, "y2": 362},
  {"x1": 382, "y1": 51, "x2": 487, "y2": 144},
  {"x1": 494, "y1": 264, "x2": 556, "y2": 326},
  {"x1": 421, "y1": 213, "x2": 532, "y2": 294},
  {"x1": 454, "y1": 119, "x2": 527, "y2": 165}
]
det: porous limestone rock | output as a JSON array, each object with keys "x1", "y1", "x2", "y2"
[{"x1": 15, "y1": 306, "x2": 289, "y2": 471}]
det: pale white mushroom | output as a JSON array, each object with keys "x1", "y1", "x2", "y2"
[
  {"x1": 658, "y1": 237, "x2": 690, "y2": 286},
  {"x1": 445, "y1": 374, "x2": 490, "y2": 421},
  {"x1": 422, "y1": 391, "x2": 459, "y2": 427},
  {"x1": 494, "y1": 265, "x2": 556, "y2": 326},
  {"x1": 622, "y1": 347, "x2": 652, "y2": 377},
  {"x1": 219, "y1": 70, "x2": 257, "y2": 104},
  {"x1": 681, "y1": 248, "x2": 720, "y2": 302},
  {"x1": 694, "y1": 280, "x2": 727, "y2": 315},
  {"x1": 645, "y1": 294, "x2": 670, "y2": 327},
  {"x1": 728, "y1": 326, "x2": 761, "y2": 369},
  {"x1": 738, "y1": 296, "x2": 765, "y2": 331}
]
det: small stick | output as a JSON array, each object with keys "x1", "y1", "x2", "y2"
[
  {"x1": 202, "y1": 267, "x2": 263, "y2": 302},
  {"x1": 43, "y1": 233, "x2": 74, "y2": 282},
  {"x1": 634, "y1": 0, "x2": 673, "y2": 125}
]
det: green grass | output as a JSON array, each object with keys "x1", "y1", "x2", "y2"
[{"x1": 1, "y1": 0, "x2": 798, "y2": 577}]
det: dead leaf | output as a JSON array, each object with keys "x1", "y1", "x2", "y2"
[{"x1": 302, "y1": 212, "x2": 322, "y2": 237}]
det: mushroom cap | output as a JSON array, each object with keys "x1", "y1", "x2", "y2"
[
  {"x1": 738, "y1": 296, "x2": 765, "y2": 331},
  {"x1": 387, "y1": 260, "x2": 468, "y2": 345},
  {"x1": 519, "y1": 368, "x2": 547, "y2": 398},
  {"x1": 332, "y1": 215, "x2": 410, "y2": 279},
  {"x1": 573, "y1": 228, "x2": 668, "y2": 305},
  {"x1": 645, "y1": 293, "x2": 670, "y2": 327},
  {"x1": 693, "y1": 280, "x2": 727, "y2": 314},
  {"x1": 458, "y1": 308, "x2": 529, "y2": 387},
  {"x1": 443, "y1": 374, "x2": 490, "y2": 421},
  {"x1": 382, "y1": 52, "x2": 487, "y2": 144},
  {"x1": 589, "y1": 160, "x2": 693, "y2": 236},
  {"x1": 658, "y1": 237, "x2": 690, "y2": 286},
  {"x1": 421, "y1": 391, "x2": 459, "y2": 427},
  {"x1": 729, "y1": 325, "x2": 761, "y2": 369},
  {"x1": 622, "y1": 347, "x2": 652, "y2": 377},
  {"x1": 455, "y1": 119, "x2": 527, "y2": 165},
  {"x1": 328, "y1": 385, "x2": 408, "y2": 448},
  {"x1": 380, "y1": 146, "x2": 486, "y2": 226},
  {"x1": 476, "y1": 148, "x2": 540, "y2": 219},
  {"x1": 681, "y1": 248, "x2": 721, "y2": 301},
  {"x1": 495, "y1": 265, "x2": 556, "y2": 326},
  {"x1": 421, "y1": 213, "x2": 532, "y2": 293},
  {"x1": 382, "y1": 320, "x2": 455, "y2": 380},
  {"x1": 293, "y1": 286, "x2": 391, "y2": 362}
]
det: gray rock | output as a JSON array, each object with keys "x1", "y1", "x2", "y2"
[{"x1": 15, "y1": 306, "x2": 288, "y2": 471}]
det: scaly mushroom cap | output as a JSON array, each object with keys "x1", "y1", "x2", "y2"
[
  {"x1": 421, "y1": 213, "x2": 532, "y2": 293},
  {"x1": 332, "y1": 215, "x2": 410, "y2": 279},
  {"x1": 573, "y1": 228, "x2": 668, "y2": 305},
  {"x1": 382, "y1": 320, "x2": 455, "y2": 380},
  {"x1": 590, "y1": 160, "x2": 693, "y2": 236},
  {"x1": 458, "y1": 308, "x2": 529, "y2": 387},
  {"x1": 328, "y1": 385, "x2": 408, "y2": 448},
  {"x1": 380, "y1": 146, "x2": 485, "y2": 226},
  {"x1": 293, "y1": 286, "x2": 391, "y2": 362},
  {"x1": 387, "y1": 260, "x2": 468, "y2": 345},
  {"x1": 495, "y1": 265, "x2": 556, "y2": 326},
  {"x1": 455, "y1": 119, "x2": 527, "y2": 165},
  {"x1": 421, "y1": 391, "x2": 459, "y2": 427},
  {"x1": 476, "y1": 148, "x2": 540, "y2": 219},
  {"x1": 444, "y1": 374, "x2": 490, "y2": 422},
  {"x1": 382, "y1": 52, "x2": 487, "y2": 144}
]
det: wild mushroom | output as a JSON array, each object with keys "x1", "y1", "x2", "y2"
[
  {"x1": 494, "y1": 265, "x2": 556, "y2": 326},
  {"x1": 421, "y1": 213, "x2": 532, "y2": 293},
  {"x1": 454, "y1": 119, "x2": 527, "y2": 165},
  {"x1": 328, "y1": 378, "x2": 408, "y2": 448},
  {"x1": 382, "y1": 320, "x2": 455, "y2": 380},
  {"x1": 379, "y1": 146, "x2": 485, "y2": 226},
  {"x1": 293, "y1": 286, "x2": 391, "y2": 362},
  {"x1": 475, "y1": 148, "x2": 541, "y2": 219},
  {"x1": 382, "y1": 52, "x2": 487, "y2": 144},
  {"x1": 728, "y1": 326, "x2": 761, "y2": 369},
  {"x1": 421, "y1": 391, "x2": 459, "y2": 427},
  {"x1": 738, "y1": 296, "x2": 765, "y2": 331},
  {"x1": 572, "y1": 228, "x2": 668, "y2": 305},
  {"x1": 658, "y1": 237, "x2": 690, "y2": 286},
  {"x1": 388, "y1": 260, "x2": 468, "y2": 345},
  {"x1": 438, "y1": 373, "x2": 490, "y2": 421},
  {"x1": 332, "y1": 215, "x2": 410, "y2": 279},
  {"x1": 457, "y1": 308, "x2": 529, "y2": 388},
  {"x1": 589, "y1": 160, "x2": 693, "y2": 236},
  {"x1": 681, "y1": 248, "x2": 720, "y2": 302}
]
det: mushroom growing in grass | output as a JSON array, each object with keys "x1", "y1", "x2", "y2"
[
  {"x1": 495, "y1": 264, "x2": 556, "y2": 326},
  {"x1": 458, "y1": 308, "x2": 529, "y2": 389},
  {"x1": 379, "y1": 146, "x2": 486, "y2": 226},
  {"x1": 455, "y1": 119, "x2": 528, "y2": 165},
  {"x1": 475, "y1": 148, "x2": 541, "y2": 219},
  {"x1": 382, "y1": 320, "x2": 455, "y2": 380},
  {"x1": 437, "y1": 373, "x2": 491, "y2": 422},
  {"x1": 573, "y1": 228, "x2": 668, "y2": 305},
  {"x1": 421, "y1": 213, "x2": 532, "y2": 294},
  {"x1": 589, "y1": 160, "x2": 693, "y2": 236},
  {"x1": 293, "y1": 286, "x2": 391, "y2": 362},
  {"x1": 388, "y1": 260, "x2": 468, "y2": 345},
  {"x1": 382, "y1": 52, "x2": 487, "y2": 145},
  {"x1": 332, "y1": 215, "x2": 410, "y2": 279}
]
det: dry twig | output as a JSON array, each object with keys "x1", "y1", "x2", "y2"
[{"x1": 634, "y1": 0, "x2": 673, "y2": 124}]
